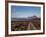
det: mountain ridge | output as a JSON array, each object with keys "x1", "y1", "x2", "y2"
[{"x1": 11, "y1": 16, "x2": 40, "y2": 21}]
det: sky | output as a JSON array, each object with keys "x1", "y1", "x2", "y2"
[{"x1": 11, "y1": 6, "x2": 41, "y2": 18}]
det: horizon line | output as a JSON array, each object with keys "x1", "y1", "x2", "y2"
[{"x1": 11, "y1": 16, "x2": 41, "y2": 18}]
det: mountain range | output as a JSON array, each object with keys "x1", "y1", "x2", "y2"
[{"x1": 11, "y1": 16, "x2": 40, "y2": 21}]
